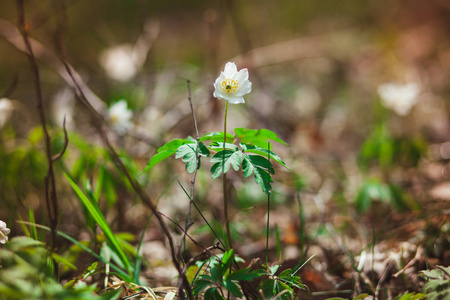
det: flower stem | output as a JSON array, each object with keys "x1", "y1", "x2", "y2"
[
  {"x1": 266, "y1": 142, "x2": 271, "y2": 268},
  {"x1": 223, "y1": 101, "x2": 233, "y2": 250}
]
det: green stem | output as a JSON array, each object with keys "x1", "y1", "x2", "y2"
[
  {"x1": 223, "y1": 101, "x2": 233, "y2": 250},
  {"x1": 266, "y1": 142, "x2": 271, "y2": 268}
]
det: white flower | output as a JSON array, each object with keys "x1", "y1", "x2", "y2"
[
  {"x1": 377, "y1": 83, "x2": 420, "y2": 116},
  {"x1": 0, "y1": 220, "x2": 10, "y2": 244},
  {"x1": 213, "y1": 62, "x2": 252, "y2": 104},
  {"x1": 108, "y1": 100, "x2": 133, "y2": 132},
  {"x1": 100, "y1": 45, "x2": 141, "y2": 82},
  {"x1": 0, "y1": 98, "x2": 14, "y2": 128}
]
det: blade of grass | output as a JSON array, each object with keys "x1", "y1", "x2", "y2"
[
  {"x1": 28, "y1": 209, "x2": 39, "y2": 240},
  {"x1": 17, "y1": 221, "x2": 133, "y2": 282},
  {"x1": 64, "y1": 172, "x2": 131, "y2": 274}
]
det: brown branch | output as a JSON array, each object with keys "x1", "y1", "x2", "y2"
[
  {"x1": 61, "y1": 60, "x2": 193, "y2": 300},
  {"x1": 16, "y1": 0, "x2": 59, "y2": 274},
  {"x1": 0, "y1": 18, "x2": 107, "y2": 113},
  {"x1": 52, "y1": 116, "x2": 69, "y2": 161}
]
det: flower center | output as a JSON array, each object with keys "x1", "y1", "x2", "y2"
[{"x1": 221, "y1": 79, "x2": 238, "y2": 94}]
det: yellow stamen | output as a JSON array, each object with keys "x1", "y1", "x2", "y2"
[{"x1": 221, "y1": 79, "x2": 239, "y2": 94}]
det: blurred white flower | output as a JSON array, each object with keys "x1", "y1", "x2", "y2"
[
  {"x1": 0, "y1": 98, "x2": 14, "y2": 128},
  {"x1": 52, "y1": 88, "x2": 75, "y2": 129},
  {"x1": 99, "y1": 20, "x2": 159, "y2": 82},
  {"x1": 377, "y1": 83, "x2": 420, "y2": 116},
  {"x1": 108, "y1": 100, "x2": 133, "y2": 132},
  {"x1": 213, "y1": 62, "x2": 252, "y2": 104},
  {"x1": 0, "y1": 220, "x2": 10, "y2": 244},
  {"x1": 100, "y1": 45, "x2": 140, "y2": 82}
]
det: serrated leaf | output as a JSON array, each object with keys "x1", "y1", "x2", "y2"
[
  {"x1": 175, "y1": 142, "x2": 210, "y2": 173},
  {"x1": 395, "y1": 292, "x2": 426, "y2": 300},
  {"x1": 210, "y1": 262, "x2": 224, "y2": 282},
  {"x1": 210, "y1": 142, "x2": 239, "y2": 151},
  {"x1": 193, "y1": 278, "x2": 214, "y2": 295},
  {"x1": 142, "y1": 150, "x2": 177, "y2": 174},
  {"x1": 241, "y1": 144, "x2": 290, "y2": 170},
  {"x1": 200, "y1": 132, "x2": 235, "y2": 143},
  {"x1": 210, "y1": 150, "x2": 243, "y2": 178},
  {"x1": 242, "y1": 154, "x2": 274, "y2": 194},
  {"x1": 224, "y1": 280, "x2": 243, "y2": 298},
  {"x1": 142, "y1": 139, "x2": 193, "y2": 174},
  {"x1": 268, "y1": 264, "x2": 280, "y2": 275},
  {"x1": 227, "y1": 268, "x2": 261, "y2": 281},
  {"x1": 205, "y1": 287, "x2": 225, "y2": 300},
  {"x1": 278, "y1": 269, "x2": 293, "y2": 279},
  {"x1": 235, "y1": 128, "x2": 288, "y2": 146},
  {"x1": 158, "y1": 139, "x2": 193, "y2": 152}
]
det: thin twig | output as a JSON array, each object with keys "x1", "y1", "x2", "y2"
[
  {"x1": 392, "y1": 246, "x2": 424, "y2": 278},
  {"x1": 161, "y1": 212, "x2": 209, "y2": 252},
  {"x1": 52, "y1": 116, "x2": 69, "y2": 161},
  {"x1": 375, "y1": 260, "x2": 395, "y2": 300},
  {"x1": 16, "y1": 0, "x2": 59, "y2": 271},
  {"x1": 179, "y1": 80, "x2": 200, "y2": 258}
]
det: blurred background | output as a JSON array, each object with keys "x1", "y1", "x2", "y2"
[{"x1": 0, "y1": 0, "x2": 449, "y2": 296}]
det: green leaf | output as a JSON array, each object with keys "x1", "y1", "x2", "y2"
[
  {"x1": 221, "y1": 249, "x2": 234, "y2": 273},
  {"x1": 242, "y1": 154, "x2": 274, "y2": 194},
  {"x1": 394, "y1": 292, "x2": 426, "y2": 300},
  {"x1": 227, "y1": 268, "x2": 261, "y2": 281},
  {"x1": 278, "y1": 269, "x2": 293, "y2": 278},
  {"x1": 241, "y1": 144, "x2": 289, "y2": 170},
  {"x1": 175, "y1": 142, "x2": 210, "y2": 173},
  {"x1": 223, "y1": 280, "x2": 242, "y2": 298},
  {"x1": 158, "y1": 138, "x2": 194, "y2": 152},
  {"x1": 64, "y1": 173, "x2": 131, "y2": 274},
  {"x1": 204, "y1": 287, "x2": 225, "y2": 300},
  {"x1": 142, "y1": 139, "x2": 193, "y2": 174},
  {"x1": 210, "y1": 150, "x2": 243, "y2": 178},
  {"x1": 193, "y1": 278, "x2": 214, "y2": 295},
  {"x1": 268, "y1": 264, "x2": 280, "y2": 275},
  {"x1": 50, "y1": 252, "x2": 77, "y2": 271},
  {"x1": 235, "y1": 128, "x2": 288, "y2": 147},
  {"x1": 210, "y1": 262, "x2": 223, "y2": 282},
  {"x1": 200, "y1": 132, "x2": 235, "y2": 143},
  {"x1": 210, "y1": 142, "x2": 239, "y2": 151}
]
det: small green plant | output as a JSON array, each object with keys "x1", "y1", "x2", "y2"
[
  {"x1": 420, "y1": 265, "x2": 450, "y2": 300},
  {"x1": 192, "y1": 249, "x2": 261, "y2": 299},
  {"x1": 0, "y1": 236, "x2": 121, "y2": 300},
  {"x1": 259, "y1": 263, "x2": 307, "y2": 300},
  {"x1": 143, "y1": 128, "x2": 289, "y2": 195}
]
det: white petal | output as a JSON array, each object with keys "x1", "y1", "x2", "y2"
[
  {"x1": 0, "y1": 231, "x2": 6, "y2": 244},
  {"x1": 235, "y1": 80, "x2": 252, "y2": 97},
  {"x1": 213, "y1": 89, "x2": 223, "y2": 99},
  {"x1": 0, "y1": 221, "x2": 5, "y2": 230},
  {"x1": 223, "y1": 62, "x2": 238, "y2": 77},
  {"x1": 228, "y1": 96, "x2": 245, "y2": 104},
  {"x1": 233, "y1": 68, "x2": 249, "y2": 82}
]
